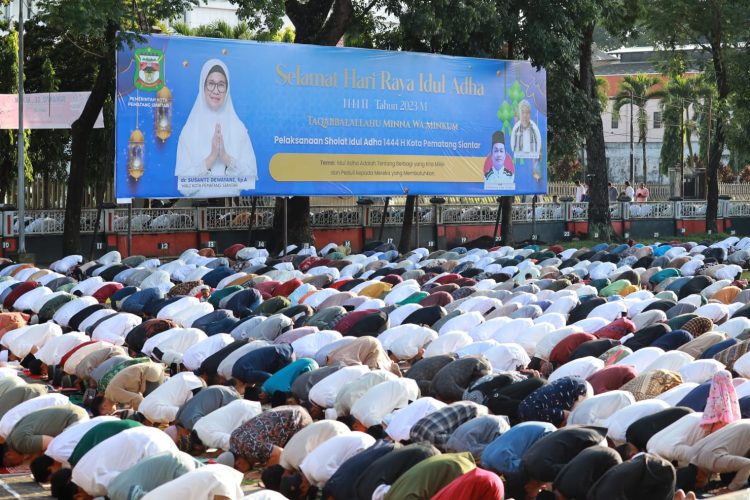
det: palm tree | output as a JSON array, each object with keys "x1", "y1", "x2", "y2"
[
  {"x1": 170, "y1": 21, "x2": 194, "y2": 36},
  {"x1": 613, "y1": 74, "x2": 665, "y2": 183},
  {"x1": 595, "y1": 77, "x2": 610, "y2": 111},
  {"x1": 658, "y1": 91, "x2": 683, "y2": 177},
  {"x1": 663, "y1": 75, "x2": 712, "y2": 171}
]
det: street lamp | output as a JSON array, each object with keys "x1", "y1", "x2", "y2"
[{"x1": 17, "y1": 0, "x2": 26, "y2": 255}]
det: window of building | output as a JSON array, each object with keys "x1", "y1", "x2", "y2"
[
  {"x1": 611, "y1": 112, "x2": 619, "y2": 129},
  {"x1": 653, "y1": 111, "x2": 662, "y2": 129}
]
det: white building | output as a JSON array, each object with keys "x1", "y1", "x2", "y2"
[
  {"x1": 180, "y1": 0, "x2": 241, "y2": 27},
  {"x1": 2, "y1": 0, "x2": 36, "y2": 22},
  {"x1": 595, "y1": 46, "x2": 704, "y2": 185},
  {"x1": 2, "y1": 1, "x2": 241, "y2": 27}
]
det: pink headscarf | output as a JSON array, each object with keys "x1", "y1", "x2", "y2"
[
  {"x1": 164, "y1": 425, "x2": 179, "y2": 443},
  {"x1": 700, "y1": 370, "x2": 741, "y2": 432}
]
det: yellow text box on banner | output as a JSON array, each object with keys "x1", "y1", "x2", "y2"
[{"x1": 270, "y1": 153, "x2": 485, "y2": 183}]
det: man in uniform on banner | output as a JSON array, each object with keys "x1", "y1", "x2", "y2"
[{"x1": 484, "y1": 131, "x2": 515, "y2": 190}]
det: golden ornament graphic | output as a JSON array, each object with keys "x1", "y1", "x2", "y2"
[
  {"x1": 127, "y1": 128, "x2": 145, "y2": 180},
  {"x1": 154, "y1": 85, "x2": 173, "y2": 141}
]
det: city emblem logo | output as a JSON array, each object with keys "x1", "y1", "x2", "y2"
[{"x1": 134, "y1": 48, "x2": 165, "y2": 91}]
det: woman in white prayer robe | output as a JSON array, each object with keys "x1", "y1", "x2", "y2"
[{"x1": 175, "y1": 59, "x2": 257, "y2": 197}]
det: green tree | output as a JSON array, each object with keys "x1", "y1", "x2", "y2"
[
  {"x1": 344, "y1": 5, "x2": 392, "y2": 50},
  {"x1": 613, "y1": 74, "x2": 664, "y2": 183},
  {"x1": 573, "y1": 0, "x2": 645, "y2": 240},
  {"x1": 595, "y1": 77, "x2": 610, "y2": 111},
  {"x1": 725, "y1": 50, "x2": 750, "y2": 173},
  {"x1": 87, "y1": 94, "x2": 114, "y2": 259},
  {"x1": 698, "y1": 96, "x2": 718, "y2": 169},
  {"x1": 27, "y1": 57, "x2": 71, "y2": 208},
  {"x1": 172, "y1": 19, "x2": 295, "y2": 42},
  {"x1": 645, "y1": 0, "x2": 750, "y2": 230},
  {"x1": 0, "y1": 22, "x2": 32, "y2": 204},
  {"x1": 23, "y1": 19, "x2": 113, "y2": 211},
  {"x1": 593, "y1": 22, "x2": 658, "y2": 51},
  {"x1": 35, "y1": 0, "x2": 200, "y2": 254},
  {"x1": 172, "y1": 19, "x2": 256, "y2": 39},
  {"x1": 546, "y1": 62, "x2": 595, "y2": 169},
  {"x1": 664, "y1": 75, "x2": 706, "y2": 172},
  {"x1": 726, "y1": 104, "x2": 750, "y2": 174},
  {"x1": 655, "y1": 59, "x2": 685, "y2": 179},
  {"x1": 658, "y1": 94, "x2": 682, "y2": 178}
]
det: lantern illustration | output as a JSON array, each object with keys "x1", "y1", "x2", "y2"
[
  {"x1": 127, "y1": 128, "x2": 145, "y2": 180},
  {"x1": 154, "y1": 86, "x2": 173, "y2": 141},
  {"x1": 533, "y1": 161, "x2": 542, "y2": 182}
]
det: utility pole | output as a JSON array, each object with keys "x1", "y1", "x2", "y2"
[
  {"x1": 17, "y1": 0, "x2": 26, "y2": 255},
  {"x1": 629, "y1": 91, "x2": 634, "y2": 183}
]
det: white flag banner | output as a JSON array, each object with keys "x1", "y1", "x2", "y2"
[{"x1": 0, "y1": 92, "x2": 104, "y2": 129}]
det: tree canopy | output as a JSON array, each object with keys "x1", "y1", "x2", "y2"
[
  {"x1": 613, "y1": 74, "x2": 664, "y2": 183},
  {"x1": 0, "y1": 23, "x2": 31, "y2": 202}
]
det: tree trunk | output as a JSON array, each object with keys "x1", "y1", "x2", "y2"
[
  {"x1": 579, "y1": 23, "x2": 613, "y2": 240},
  {"x1": 706, "y1": 34, "x2": 730, "y2": 232},
  {"x1": 62, "y1": 23, "x2": 116, "y2": 255},
  {"x1": 397, "y1": 195, "x2": 415, "y2": 254},
  {"x1": 64, "y1": 124, "x2": 90, "y2": 253},
  {"x1": 706, "y1": 121, "x2": 723, "y2": 231},
  {"x1": 498, "y1": 39, "x2": 517, "y2": 247},
  {"x1": 272, "y1": 196, "x2": 311, "y2": 253},
  {"x1": 500, "y1": 196, "x2": 513, "y2": 245},
  {"x1": 642, "y1": 139, "x2": 648, "y2": 184},
  {"x1": 89, "y1": 110, "x2": 113, "y2": 261},
  {"x1": 89, "y1": 179, "x2": 107, "y2": 261},
  {"x1": 706, "y1": 115, "x2": 724, "y2": 231}
]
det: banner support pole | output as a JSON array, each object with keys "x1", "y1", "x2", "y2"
[
  {"x1": 531, "y1": 195, "x2": 537, "y2": 241},
  {"x1": 246, "y1": 197, "x2": 257, "y2": 246},
  {"x1": 127, "y1": 203, "x2": 132, "y2": 256},
  {"x1": 415, "y1": 196, "x2": 420, "y2": 249},
  {"x1": 378, "y1": 197, "x2": 390, "y2": 242},
  {"x1": 282, "y1": 197, "x2": 288, "y2": 257},
  {"x1": 492, "y1": 197, "x2": 502, "y2": 242}
]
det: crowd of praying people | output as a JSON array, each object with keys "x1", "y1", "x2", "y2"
[{"x1": 2, "y1": 236, "x2": 750, "y2": 499}]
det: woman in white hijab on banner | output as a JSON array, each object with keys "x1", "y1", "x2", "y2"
[{"x1": 175, "y1": 58, "x2": 257, "y2": 197}]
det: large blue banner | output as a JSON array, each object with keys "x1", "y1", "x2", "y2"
[{"x1": 116, "y1": 34, "x2": 547, "y2": 198}]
